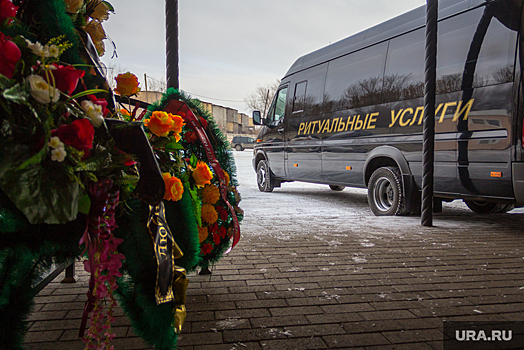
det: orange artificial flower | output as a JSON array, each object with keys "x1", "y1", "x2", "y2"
[
  {"x1": 145, "y1": 111, "x2": 174, "y2": 137},
  {"x1": 170, "y1": 114, "x2": 185, "y2": 134},
  {"x1": 120, "y1": 109, "x2": 131, "y2": 117},
  {"x1": 202, "y1": 184, "x2": 220, "y2": 204},
  {"x1": 201, "y1": 204, "x2": 218, "y2": 225},
  {"x1": 114, "y1": 72, "x2": 140, "y2": 96},
  {"x1": 198, "y1": 226, "x2": 208, "y2": 243},
  {"x1": 192, "y1": 161, "x2": 213, "y2": 188},
  {"x1": 162, "y1": 173, "x2": 184, "y2": 201}
]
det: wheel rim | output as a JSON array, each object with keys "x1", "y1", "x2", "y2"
[
  {"x1": 257, "y1": 165, "x2": 267, "y2": 188},
  {"x1": 373, "y1": 176, "x2": 395, "y2": 212}
]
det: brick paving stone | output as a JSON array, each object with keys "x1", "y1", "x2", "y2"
[
  {"x1": 23, "y1": 330, "x2": 63, "y2": 343},
  {"x1": 250, "y1": 315, "x2": 310, "y2": 328},
  {"x1": 323, "y1": 333, "x2": 391, "y2": 347},
  {"x1": 381, "y1": 329, "x2": 444, "y2": 343},
  {"x1": 260, "y1": 336, "x2": 328, "y2": 349}
]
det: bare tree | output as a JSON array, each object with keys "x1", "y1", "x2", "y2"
[
  {"x1": 104, "y1": 63, "x2": 128, "y2": 90},
  {"x1": 244, "y1": 79, "x2": 281, "y2": 117},
  {"x1": 146, "y1": 76, "x2": 167, "y2": 93}
]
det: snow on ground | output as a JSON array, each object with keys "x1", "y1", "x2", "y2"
[{"x1": 231, "y1": 150, "x2": 524, "y2": 240}]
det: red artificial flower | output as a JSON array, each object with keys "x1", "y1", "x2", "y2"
[
  {"x1": 88, "y1": 94, "x2": 109, "y2": 116},
  {"x1": 219, "y1": 226, "x2": 226, "y2": 238},
  {"x1": 217, "y1": 206, "x2": 228, "y2": 221},
  {"x1": 44, "y1": 64, "x2": 85, "y2": 95},
  {"x1": 0, "y1": 0, "x2": 18, "y2": 25},
  {"x1": 201, "y1": 243, "x2": 213, "y2": 255},
  {"x1": 212, "y1": 233, "x2": 221, "y2": 245},
  {"x1": 199, "y1": 116, "x2": 208, "y2": 129},
  {"x1": 52, "y1": 118, "x2": 95, "y2": 155},
  {"x1": 0, "y1": 32, "x2": 20, "y2": 79},
  {"x1": 184, "y1": 130, "x2": 198, "y2": 144}
]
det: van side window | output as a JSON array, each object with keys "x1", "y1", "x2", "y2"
[
  {"x1": 267, "y1": 87, "x2": 288, "y2": 123},
  {"x1": 293, "y1": 81, "x2": 307, "y2": 114},
  {"x1": 436, "y1": 7, "x2": 517, "y2": 93},
  {"x1": 384, "y1": 28, "x2": 425, "y2": 103},
  {"x1": 323, "y1": 42, "x2": 388, "y2": 112}
]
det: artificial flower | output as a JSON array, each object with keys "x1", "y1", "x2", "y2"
[
  {"x1": 64, "y1": 0, "x2": 83, "y2": 13},
  {"x1": 120, "y1": 108, "x2": 131, "y2": 117},
  {"x1": 48, "y1": 136, "x2": 64, "y2": 149},
  {"x1": 184, "y1": 130, "x2": 198, "y2": 144},
  {"x1": 24, "y1": 38, "x2": 45, "y2": 56},
  {"x1": 50, "y1": 147, "x2": 67, "y2": 162},
  {"x1": 43, "y1": 63, "x2": 85, "y2": 95},
  {"x1": 51, "y1": 118, "x2": 94, "y2": 154},
  {"x1": 162, "y1": 173, "x2": 184, "y2": 201},
  {"x1": 212, "y1": 233, "x2": 221, "y2": 245},
  {"x1": 224, "y1": 171, "x2": 230, "y2": 186},
  {"x1": 44, "y1": 45, "x2": 59, "y2": 58},
  {"x1": 84, "y1": 19, "x2": 106, "y2": 56},
  {"x1": 81, "y1": 100, "x2": 104, "y2": 128},
  {"x1": 144, "y1": 111, "x2": 173, "y2": 137},
  {"x1": 114, "y1": 72, "x2": 140, "y2": 96},
  {"x1": 201, "y1": 203, "x2": 218, "y2": 225},
  {"x1": 170, "y1": 114, "x2": 185, "y2": 134},
  {"x1": 217, "y1": 206, "x2": 228, "y2": 221},
  {"x1": 0, "y1": 0, "x2": 17, "y2": 25},
  {"x1": 90, "y1": 0, "x2": 110, "y2": 21},
  {"x1": 198, "y1": 226, "x2": 208, "y2": 243},
  {"x1": 27, "y1": 74, "x2": 60, "y2": 104},
  {"x1": 219, "y1": 226, "x2": 227, "y2": 238},
  {"x1": 0, "y1": 33, "x2": 20, "y2": 79},
  {"x1": 88, "y1": 94, "x2": 109, "y2": 116},
  {"x1": 201, "y1": 243, "x2": 213, "y2": 255},
  {"x1": 202, "y1": 184, "x2": 220, "y2": 204},
  {"x1": 192, "y1": 161, "x2": 213, "y2": 188}
]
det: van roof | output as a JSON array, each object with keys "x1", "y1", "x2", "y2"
[{"x1": 283, "y1": 0, "x2": 487, "y2": 79}]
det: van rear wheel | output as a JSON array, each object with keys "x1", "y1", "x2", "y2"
[
  {"x1": 464, "y1": 200, "x2": 514, "y2": 214},
  {"x1": 368, "y1": 167, "x2": 406, "y2": 216},
  {"x1": 235, "y1": 145, "x2": 243, "y2": 151},
  {"x1": 257, "y1": 160, "x2": 274, "y2": 192}
]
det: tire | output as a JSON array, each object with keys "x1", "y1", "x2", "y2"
[
  {"x1": 367, "y1": 167, "x2": 406, "y2": 216},
  {"x1": 329, "y1": 185, "x2": 345, "y2": 191},
  {"x1": 256, "y1": 160, "x2": 274, "y2": 192},
  {"x1": 464, "y1": 200, "x2": 514, "y2": 214},
  {"x1": 235, "y1": 144, "x2": 243, "y2": 151}
]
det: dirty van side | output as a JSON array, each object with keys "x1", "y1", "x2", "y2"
[{"x1": 253, "y1": 0, "x2": 524, "y2": 215}]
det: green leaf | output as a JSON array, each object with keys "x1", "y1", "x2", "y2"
[
  {"x1": 0, "y1": 74, "x2": 13, "y2": 90},
  {"x1": 17, "y1": 147, "x2": 47, "y2": 170},
  {"x1": 0, "y1": 149, "x2": 80, "y2": 224},
  {"x1": 165, "y1": 141, "x2": 184, "y2": 152},
  {"x1": 189, "y1": 186, "x2": 202, "y2": 227},
  {"x1": 190, "y1": 154, "x2": 198, "y2": 168},
  {"x1": 68, "y1": 89, "x2": 107, "y2": 101},
  {"x1": 2, "y1": 82, "x2": 29, "y2": 105},
  {"x1": 78, "y1": 194, "x2": 91, "y2": 214}
]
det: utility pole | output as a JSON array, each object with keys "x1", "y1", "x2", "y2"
[
  {"x1": 421, "y1": 0, "x2": 438, "y2": 227},
  {"x1": 165, "y1": 0, "x2": 179, "y2": 89},
  {"x1": 144, "y1": 74, "x2": 148, "y2": 92}
]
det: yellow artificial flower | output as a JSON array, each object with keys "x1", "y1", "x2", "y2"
[
  {"x1": 201, "y1": 204, "x2": 218, "y2": 225},
  {"x1": 84, "y1": 19, "x2": 106, "y2": 56},
  {"x1": 114, "y1": 72, "x2": 140, "y2": 96},
  {"x1": 192, "y1": 161, "x2": 213, "y2": 188},
  {"x1": 198, "y1": 226, "x2": 208, "y2": 243},
  {"x1": 162, "y1": 173, "x2": 184, "y2": 201},
  {"x1": 144, "y1": 111, "x2": 174, "y2": 137},
  {"x1": 202, "y1": 184, "x2": 220, "y2": 204}
]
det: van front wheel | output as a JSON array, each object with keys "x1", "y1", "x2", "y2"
[
  {"x1": 367, "y1": 167, "x2": 406, "y2": 216},
  {"x1": 257, "y1": 160, "x2": 274, "y2": 192}
]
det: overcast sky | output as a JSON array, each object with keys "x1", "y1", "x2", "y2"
[{"x1": 101, "y1": 0, "x2": 426, "y2": 115}]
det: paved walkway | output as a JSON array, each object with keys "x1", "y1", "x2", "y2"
[{"x1": 23, "y1": 212, "x2": 524, "y2": 350}]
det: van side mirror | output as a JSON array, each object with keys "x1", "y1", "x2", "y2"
[{"x1": 252, "y1": 111, "x2": 264, "y2": 125}]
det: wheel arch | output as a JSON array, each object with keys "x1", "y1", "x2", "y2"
[{"x1": 364, "y1": 146, "x2": 411, "y2": 186}]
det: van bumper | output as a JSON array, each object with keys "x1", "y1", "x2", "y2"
[{"x1": 513, "y1": 163, "x2": 524, "y2": 205}]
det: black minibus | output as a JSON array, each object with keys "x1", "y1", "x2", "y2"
[{"x1": 252, "y1": 0, "x2": 524, "y2": 215}]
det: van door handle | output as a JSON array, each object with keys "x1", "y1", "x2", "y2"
[{"x1": 277, "y1": 127, "x2": 285, "y2": 134}]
